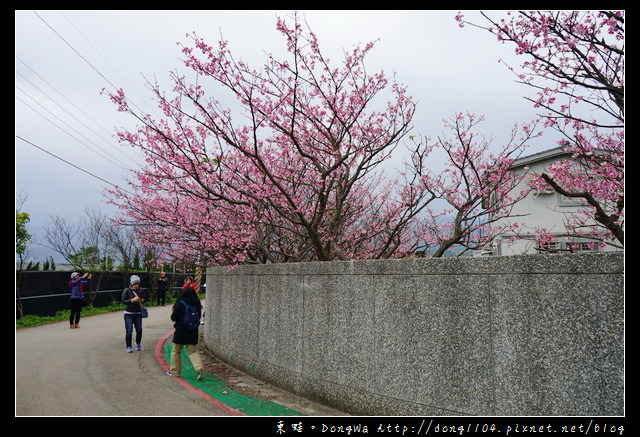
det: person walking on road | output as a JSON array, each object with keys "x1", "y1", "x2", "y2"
[
  {"x1": 167, "y1": 285, "x2": 204, "y2": 380},
  {"x1": 121, "y1": 275, "x2": 146, "y2": 353},
  {"x1": 156, "y1": 271, "x2": 168, "y2": 306},
  {"x1": 69, "y1": 272, "x2": 91, "y2": 329}
]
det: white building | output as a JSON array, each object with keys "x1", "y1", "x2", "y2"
[{"x1": 486, "y1": 147, "x2": 622, "y2": 256}]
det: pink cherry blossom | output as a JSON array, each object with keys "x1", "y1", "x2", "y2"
[
  {"x1": 104, "y1": 12, "x2": 623, "y2": 266},
  {"x1": 458, "y1": 11, "x2": 624, "y2": 249}
]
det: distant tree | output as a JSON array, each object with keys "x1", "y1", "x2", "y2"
[
  {"x1": 45, "y1": 207, "x2": 125, "y2": 270},
  {"x1": 41, "y1": 256, "x2": 57, "y2": 271},
  {"x1": 43, "y1": 214, "x2": 82, "y2": 268},
  {"x1": 16, "y1": 211, "x2": 31, "y2": 269},
  {"x1": 70, "y1": 245, "x2": 101, "y2": 270},
  {"x1": 16, "y1": 206, "x2": 32, "y2": 318},
  {"x1": 411, "y1": 112, "x2": 539, "y2": 257},
  {"x1": 25, "y1": 261, "x2": 40, "y2": 271}
]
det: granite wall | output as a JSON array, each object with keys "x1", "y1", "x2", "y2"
[{"x1": 203, "y1": 252, "x2": 624, "y2": 416}]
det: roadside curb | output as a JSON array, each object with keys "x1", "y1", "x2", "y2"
[{"x1": 154, "y1": 329, "x2": 244, "y2": 416}]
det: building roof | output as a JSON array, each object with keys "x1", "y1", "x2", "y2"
[{"x1": 511, "y1": 147, "x2": 569, "y2": 169}]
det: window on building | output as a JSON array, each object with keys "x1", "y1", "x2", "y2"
[
  {"x1": 568, "y1": 241, "x2": 597, "y2": 253},
  {"x1": 558, "y1": 194, "x2": 588, "y2": 207},
  {"x1": 537, "y1": 240, "x2": 598, "y2": 254},
  {"x1": 537, "y1": 241, "x2": 561, "y2": 254}
]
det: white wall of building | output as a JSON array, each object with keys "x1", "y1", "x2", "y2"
[{"x1": 489, "y1": 148, "x2": 620, "y2": 256}]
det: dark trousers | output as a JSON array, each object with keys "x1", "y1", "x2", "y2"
[
  {"x1": 69, "y1": 299, "x2": 83, "y2": 325},
  {"x1": 156, "y1": 289, "x2": 166, "y2": 306},
  {"x1": 124, "y1": 313, "x2": 143, "y2": 347}
]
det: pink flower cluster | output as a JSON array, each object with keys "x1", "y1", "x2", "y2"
[{"x1": 103, "y1": 12, "x2": 623, "y2": 265}]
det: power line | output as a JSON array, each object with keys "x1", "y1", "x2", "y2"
[
  {"x1": 33, "y1": 11, "x2": 159, "y2": 117},
  {"x1": 16, "y1": 56, "x2": 142, "y2": 166},
  {"x1": 15, "y1": 91, "x2": 129, "y2": 170},
  {"x1": 33, "y1": 11, "x2": 120, "y2": 93},
  {"x1": 16, "y1": 135, "x2": 134, "y2": 196},
  {"x1": 21, "y1": 11, "x2": 161, "y2": 173},
  {"x1": 17, "y1": 10, "x2": 161, "y2": 187},
  {"x1": 59, "y1": 11, "x2": 159, "y2": 118}
]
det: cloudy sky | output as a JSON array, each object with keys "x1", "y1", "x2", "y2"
[{"x1": 15, "y1": 10, "x2": 551, "y2": 262}]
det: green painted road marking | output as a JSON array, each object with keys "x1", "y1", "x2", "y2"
[{"x1": 162, "y1": 344, "x2": 302, "y2": 416}]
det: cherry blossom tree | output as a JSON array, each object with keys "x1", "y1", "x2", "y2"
[
  {"x1": 457, "y1": 11, "x2": 624, "y2": 248},
  {"x1": 105, "y1": 13, "x2": 538, "y2": 265},
  {"x1": 409, "y1": 112, "x2": 539, "y2": 257},
  {"x1": 106, "y1": 14, "x2": 429, "y2": 264}
]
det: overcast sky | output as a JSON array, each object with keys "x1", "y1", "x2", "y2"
[{"x1": 15, "y1": 10, "x2": 551, "y2": 262}]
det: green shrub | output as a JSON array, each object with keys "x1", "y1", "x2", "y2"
[
  {"x1": 16, "y1": 303, "x2": 124, "y2": 329},
  {"x1": 15, "y1": 296, "x2": 186, "y2": 329}
]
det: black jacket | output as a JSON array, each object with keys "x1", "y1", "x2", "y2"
[
  {"x1": 170, "y1": 293, "x2": 202, "y2": 345},
  {"x1": 122, "y1": 287, "x2": 147, "y2": 313}
]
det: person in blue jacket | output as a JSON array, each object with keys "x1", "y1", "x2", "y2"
[{"x1": 69, "y1": 272, "x2": 91, "y2": 329}]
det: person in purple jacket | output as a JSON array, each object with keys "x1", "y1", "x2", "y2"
[{"x1": 69, "y1": 272, "x2": 91, "y2": 329}]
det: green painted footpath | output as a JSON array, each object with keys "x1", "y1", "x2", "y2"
[{"x1": 156, "y1": 329, "x2": 303, "y2": 417}]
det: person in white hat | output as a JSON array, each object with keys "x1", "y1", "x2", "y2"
[{"x1": 121, "y1": 275, "x2": 147, "y2": 352}]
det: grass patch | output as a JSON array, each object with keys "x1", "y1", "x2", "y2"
[
  {"x1": 16, "y1": 303, "x2": 124, "y2": 329},
  {"x1": 16, "y1": 296, "x2": 182, "y2": 329}
]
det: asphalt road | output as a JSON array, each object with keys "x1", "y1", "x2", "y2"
[{"x1": 15, "y1": 304, "x2": 231, "y2": 417}]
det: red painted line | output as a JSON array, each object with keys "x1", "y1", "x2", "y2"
[{"x1": 155, "y1": 329, "x2": 244, "y2": 416}]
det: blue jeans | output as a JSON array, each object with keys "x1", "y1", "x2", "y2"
[{"x1": 124, "y1": 313, "x2": 143, "y2": 348}]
